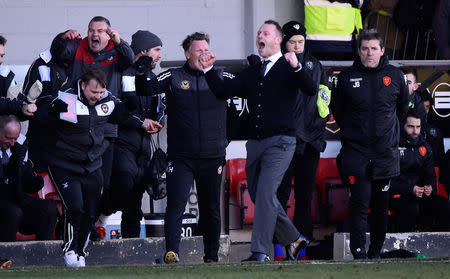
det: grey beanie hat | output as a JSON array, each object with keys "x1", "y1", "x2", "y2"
[{"x1": 130, "y1": 30, "x2": 163, "y2": 55}]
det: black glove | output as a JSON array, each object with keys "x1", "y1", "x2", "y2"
[
  {"x1": 49, "y1": 99, "x2": 68, "y2": 116},
  {"x1": 247, "y1": 54, "x2": 261, "y2": 66},
  {"x1": 135, "y1": 56, "x2": 153, "y2": 75}
]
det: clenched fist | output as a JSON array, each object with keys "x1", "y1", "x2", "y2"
[{"x1": 199, "y1": 51, "x2": 216, "y2": 70}]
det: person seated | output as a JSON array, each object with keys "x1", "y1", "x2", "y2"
[
  {"x1": 0, "y1": 115, "x2": 57, "y2": 242},
  {"x1": 419, "y1": 91, "x2": 445, "y2": 167},
  {"x1": 389, "y1": 110, "x2": 450, "y2": 232}
]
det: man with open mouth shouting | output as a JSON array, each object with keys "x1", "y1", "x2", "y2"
[{"x1": 51, "y1": 16, "x2": 135, "y2": 241}]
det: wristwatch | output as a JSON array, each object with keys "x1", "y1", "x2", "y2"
[{"x1": 294, "y1": 62, "x2": 302, "y2": 71}]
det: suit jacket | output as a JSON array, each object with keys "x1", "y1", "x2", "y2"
[{"x1": 204, "y1": 55, "x2": 317, "y2": 140}]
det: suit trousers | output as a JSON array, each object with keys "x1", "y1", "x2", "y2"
[{"x1": 246, "y1": 135, "x2": 299, "y2": 255}]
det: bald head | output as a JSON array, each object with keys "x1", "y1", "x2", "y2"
[{"x1": 0, "y1": 115, "x2": 21, "y2": 150}]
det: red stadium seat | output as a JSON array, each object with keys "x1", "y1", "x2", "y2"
[
  {"x1": 15, "y1": 232, "x2": 36, "y2": 241},
  {"x1": 37, "y1": 173, "x2": 63, "y2": 215},
  {"x1": 316, "y1": 158, "x2": 341, "y2": 204},
  {"x1": 225, "y1": 158, "x2": 254, "y2": 228}
]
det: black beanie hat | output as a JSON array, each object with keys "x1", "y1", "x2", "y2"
[
  {"x1": 131, "y1": 30, "x2": 163, "y2": 55},
  {"x1": 281, "y1": 21, "x2": 307, "y2": 49}
]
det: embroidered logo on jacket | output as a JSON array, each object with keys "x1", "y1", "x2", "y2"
[
  {"x1": 180, "y1": 80, "x2": 191, "y2": 90},
  {"x1": 101, "y1": 104, "x2": 109, "y2": 113},
  {"x1": 383, "y1": 76, "x2": 391, "y2": 86},
  {"x1": 419, "y1": 146, "x2": 427, "y2": 157},
  {"x1": 348, "y1": 175, "x2": 355, "y2": 185}
]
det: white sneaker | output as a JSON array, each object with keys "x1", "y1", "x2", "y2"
[
  {"x1": 78, "y1": 255, "x2": 86, "y2": 267},
  {"x1": 64, "y1": 250, "x2": 79, "y2": 267}
]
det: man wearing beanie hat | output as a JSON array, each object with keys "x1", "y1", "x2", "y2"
[
  {"x1": 131, "y1": 30, "x2": 163, "y2": 69},
  {"x1": 276, "y1": 20, "x2": 330, "y2": 260},
  {"x1": 95, "y1": 30, "x2": 165, "y2": 240}
]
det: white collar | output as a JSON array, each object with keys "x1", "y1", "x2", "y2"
[{"x1": 263, "y1": 51, "x2": 282, "y2": 63}]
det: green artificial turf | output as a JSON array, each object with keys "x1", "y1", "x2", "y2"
[{"x1": 1, "y1": 259, "x2": 449, "y2": 279}]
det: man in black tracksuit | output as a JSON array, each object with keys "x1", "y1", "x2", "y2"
[
  {"x1": 390, "y1": 110, "x2": 450, "y2": 232},
  {"x1": 331, "y1": 30, "x2": 409, "y2": 259},
  {"x1": 106, "y1": 30, "x2": 164, "y2": 238},
  {"x1": 22, "y1": 34, "x2": 73, "y2": 172},
  {"x1": 47, "y1": 68, "x2": 136, "y2": 267},
  {"x1": 276, "y1": 21, "x2": 331, "y2": 243},
  {"x1": 52, "y1": 18, "x2": 135, "y2": 238},
  {"x1": 135, "y1": 32, "x2": 229, "y2": 263}
]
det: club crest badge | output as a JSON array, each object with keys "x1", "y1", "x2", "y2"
[
  {"x1": 419, "y1": 146, "x2": 427, "y2": 157},
  {"x1": 101, "y1": 104, "x2": 109, "y2": 113},
  {"x1": 348, "y1": 175, "x2": 355, "y2": 185},
  {"x1": 383, "y1": 76, "x2": 391, "y2": 86},
  {"x1": 293, "y1": 24, "x2": 300, "y2": 30},
  {"x1": 306, "y1": 61, "x2": 313, "y2": 70},
  {"x1": 218, "y1": 166, "x2": 223, "y2": 175},
  {"x1": 180, "y1": 80, "x2": 191, "y2": 90}
]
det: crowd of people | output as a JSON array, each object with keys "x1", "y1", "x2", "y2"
[{"x1": 0, "y1": 13, "x2": 449, "y2": 268}]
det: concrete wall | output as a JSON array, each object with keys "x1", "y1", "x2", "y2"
[{"x1": 0, "y1": 0, "x2": 303, "y2": 69}]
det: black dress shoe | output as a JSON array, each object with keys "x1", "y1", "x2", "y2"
[
  {"x1": 242, "y1": 253, "x2": 270, "y2": 262},
  {"x1": 204, "y1": 258, "x2": 218, "y2": 263},
  {"x1": 285, "y1": 235, "x2": 310, "y2": 260}
]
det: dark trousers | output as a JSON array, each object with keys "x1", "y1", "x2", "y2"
[
  {"x1": 110, "y1": 170, "x2": 145, "y2": 238},
  {"x1": 49, "y1": 166, "x2": 103, "y2": 256},
  {"x1": 337, "y1": 148, "x2": 391, "y2": 259},
  {"x1": 278, "y1": 143, "x2": 320, "y2": 240},
  {"x1": 109, "y1": 145, "x2": 146, "y2": 238},
  {"x1": 348, "y1": 175, "x2": 390, "y2": 258},
  {"x1": 0, "y1": 195, "x2": 57, "y2": 241},
  {"x1": 246, "y1": 135, "x2": 299, "y2": 255},
  {"x1": 164, "y1": 157, "x2": 224, "y2": 261},
  {"x1": 390, "y1": 194, "x2": 450, "y2": 232}
]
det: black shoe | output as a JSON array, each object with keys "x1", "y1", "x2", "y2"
[
  {"x1": 285, "y1": 235, "x2": 309, "y2": 260},
  {"x1": 352, "y1": 248, "x2": 367, "y2": 260},
  {"x1": 242, "y1": 253, "x2": 270, "y2": 262},
  {"x1": 204, "y1": 258, "x2": 218, "y2": 263},
  {"x1": 368, "y1": 250, "x2": 381, "y2": 259},
  {"x1": 89, "y1": 227, "x2": 102, "y2": 242}
]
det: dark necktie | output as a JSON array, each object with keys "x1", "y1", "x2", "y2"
[
  {"x1": 1, "y1": 149, "x2": 9, "y2": 166},
  {"x1": 260, "y1": 60, "x2": 270, "y2": 79}
]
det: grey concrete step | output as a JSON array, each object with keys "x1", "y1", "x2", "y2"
[
  {"x1": 333, "y1": 232, "x2": 450, "y2": 260},
  {"x1": 0, "y1": 235, "x2": 231, "y2": 266}
]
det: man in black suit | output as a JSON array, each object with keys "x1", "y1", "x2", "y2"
[{"x1": 199, "y1": 20, "x2": 317, "y2": 262}]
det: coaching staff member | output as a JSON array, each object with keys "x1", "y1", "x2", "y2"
[
  {"x1": 199, "y1": 20, "x2": 317, "y2": 262},
  {"x1": 136, "y1": 32, "x2": 231, "y2": 264},
  {"x1": 47, "y1": 68, "x2": 137, "y2": 267},
  {"x1": 331, "y1": 29, "x2": 409, "y2": 259}
]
